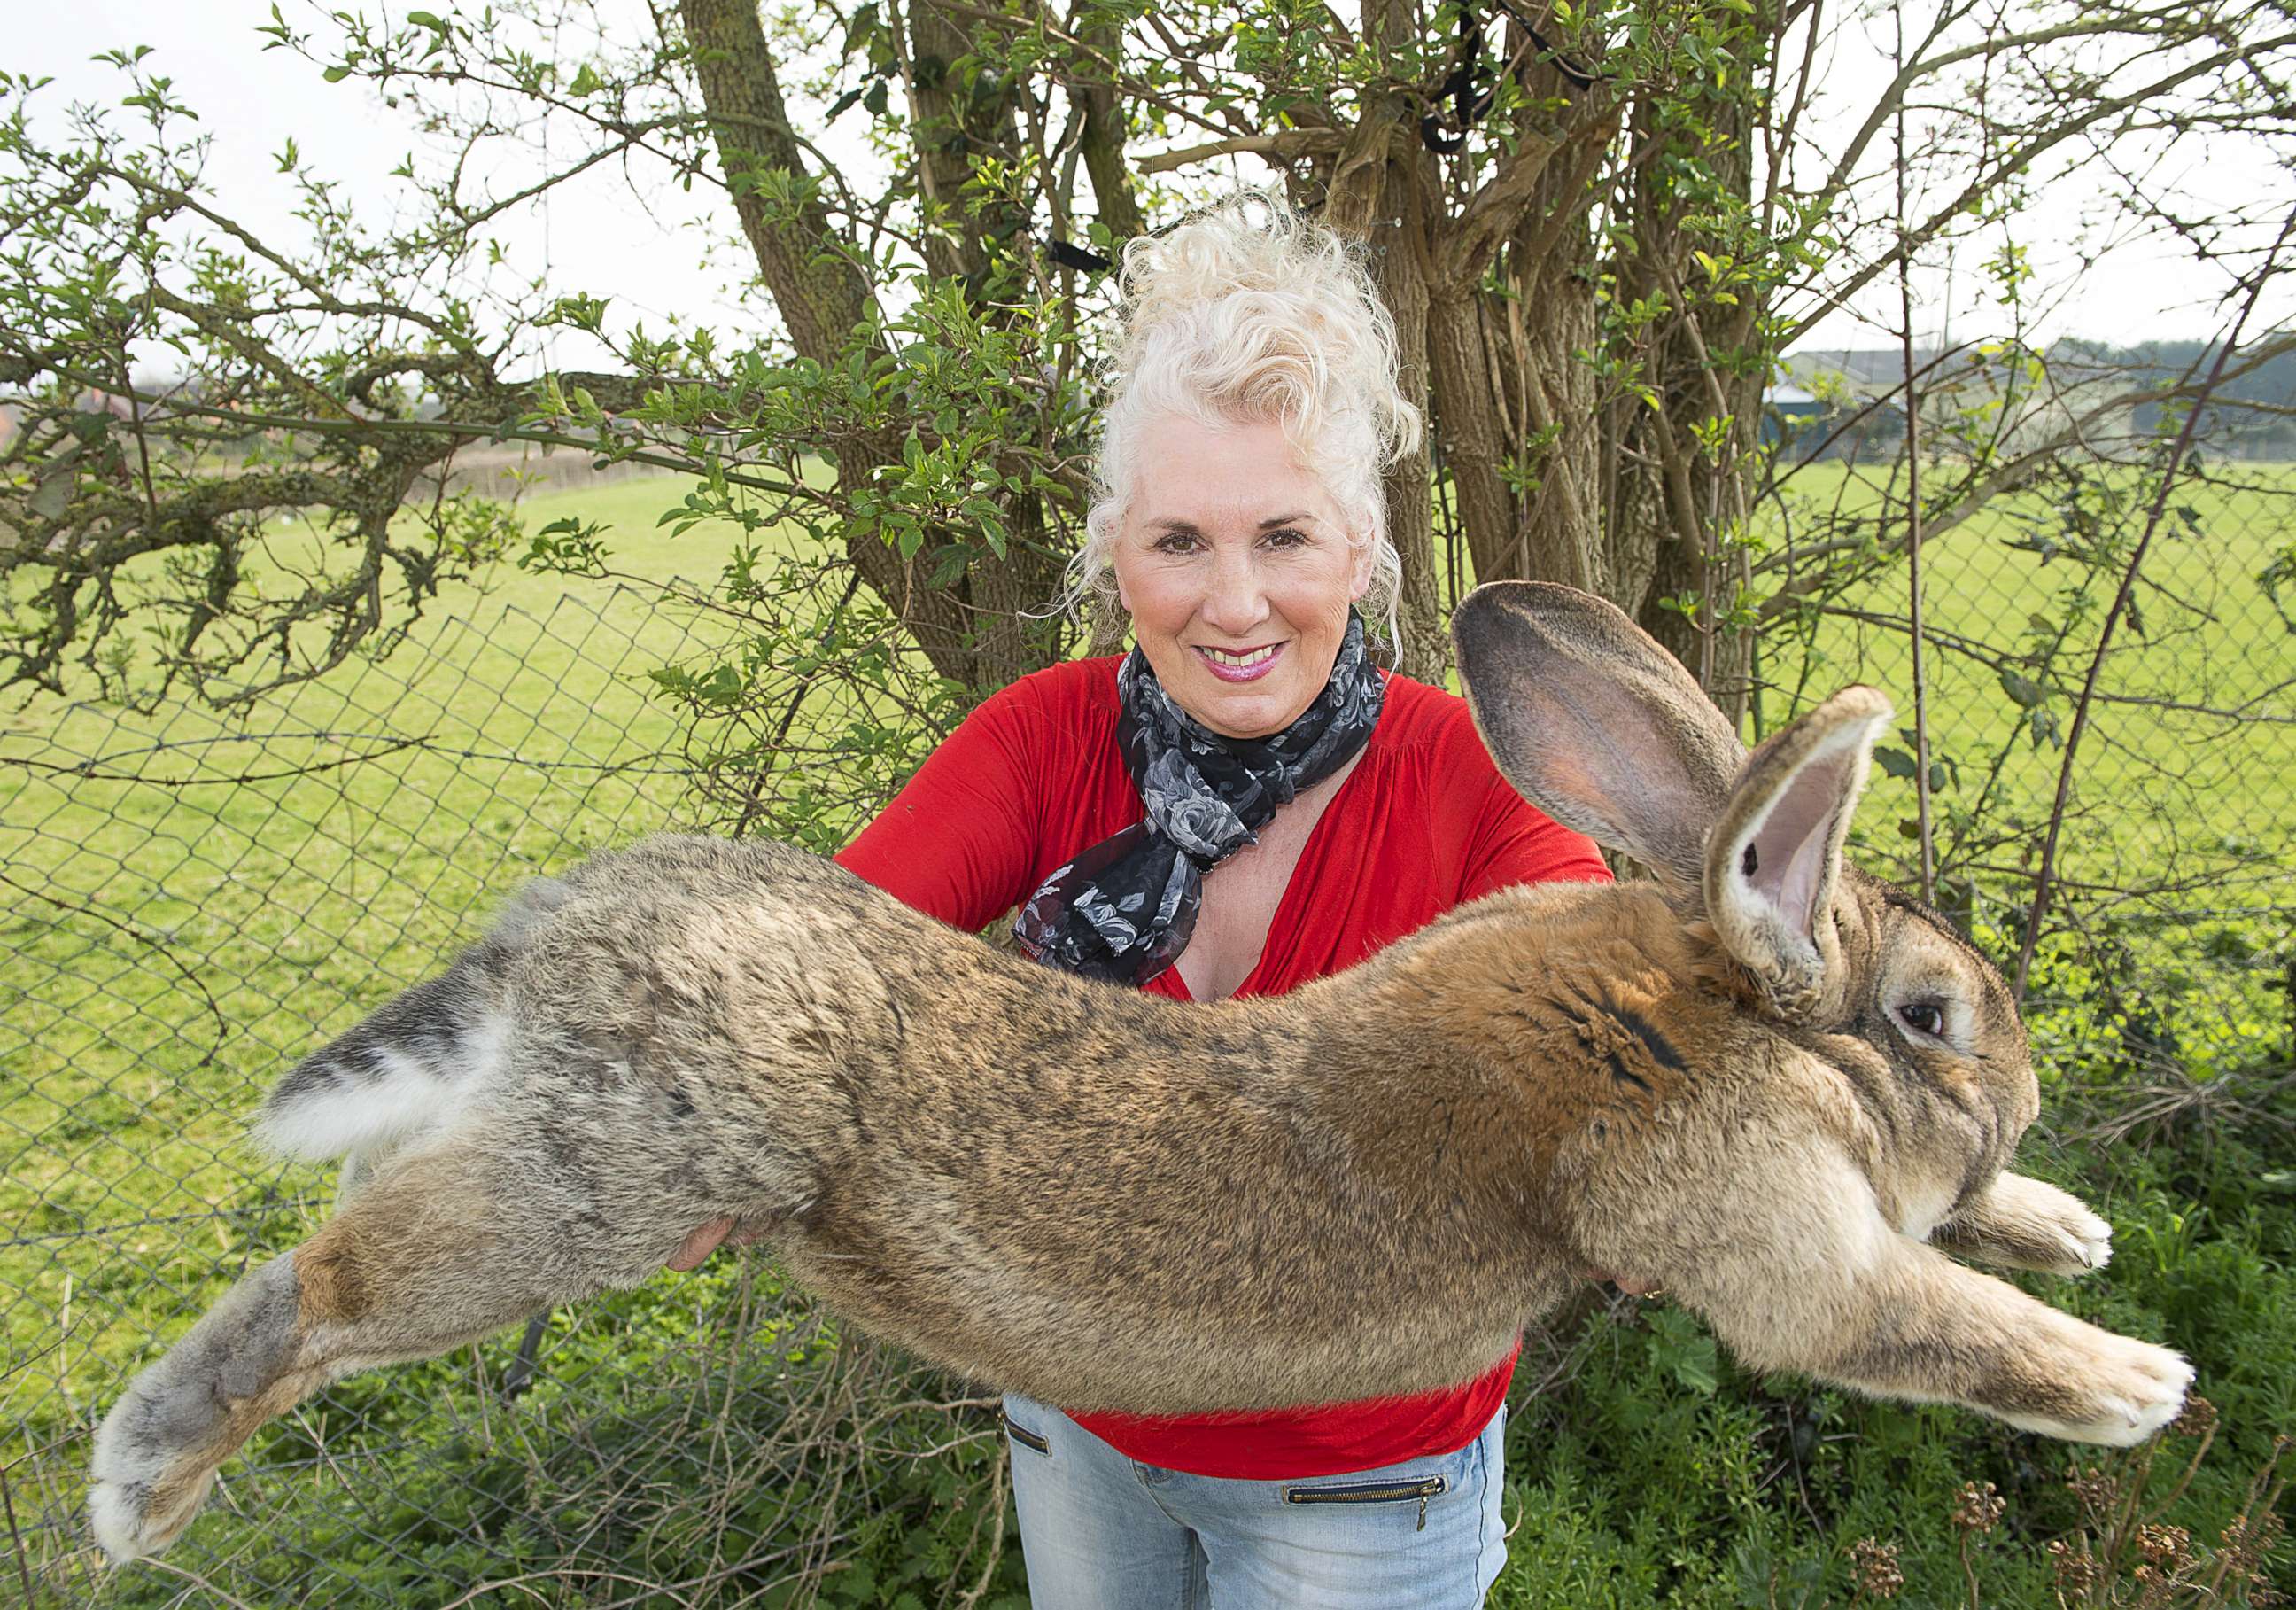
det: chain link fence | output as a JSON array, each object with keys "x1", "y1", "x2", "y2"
[{"x1": 4, "y1": 449, "x2": 2293, "y2": 1605}]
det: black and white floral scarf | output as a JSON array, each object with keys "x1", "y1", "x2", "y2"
[{"x1": 1012, "y1": 616, "x2": 1386, "y2": 984}]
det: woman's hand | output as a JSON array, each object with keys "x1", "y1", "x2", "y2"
[{"x1": 666, "y1": 1216, "x2": 759, "y2": 1272}]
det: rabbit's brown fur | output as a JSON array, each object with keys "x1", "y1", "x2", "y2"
[{"x1": 89, "y1": 583, "x2": 2191, "y2": 1564}]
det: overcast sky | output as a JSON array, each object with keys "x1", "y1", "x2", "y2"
[{"x1": 16, "y1": 0, "x2": 2291, "y2": 376}]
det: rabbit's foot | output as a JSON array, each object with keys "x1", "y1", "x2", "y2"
[
  {"x1": 87, "y1": 1254, "x2": 311, "y2": 1563},
  {"x1": 90, "y1": 1365, "x2": 266, "y2": 1561},
  {"x1": 87, "y1": 1465, "x2": 210, "y2": 1566},
  {"x1": 1999, "y1": 1328, "x2": 2192, "y2": 1446},
  {"x1": 2015, "y1": 1182, "x2": 2113, "y2": 1276},
  {"x1": 1936, "y1": 1173, "x2": 2113, "y2": 1277}
]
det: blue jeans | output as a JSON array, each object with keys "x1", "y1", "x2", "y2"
[{"x1": 1001, "y1": 1394, "x2": 1508, "y2": 1608}]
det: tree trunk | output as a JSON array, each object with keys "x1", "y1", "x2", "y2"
[
  {"x1": 1070, "y1": 3, "x2": 1144, "y2": 243},
  {"x1": 682, "y1": 0, "x2": 1066, "y2": 696},
  {"x1": 1323, "y1": 0, "x2": 1448, "y2": 682},
  {"x1": 1505, "y1": 191, "x2": 1610, "y2": 596},
  {"x1": 1423, "y1": 12, "x2": 1620, "y2": 608},
  {"x1": 1366, "y1": 187, "x2": 1449, "y2": 682},
  {"x1": 1608, "y1": 58, "x2": 1765, "y2": 725}
]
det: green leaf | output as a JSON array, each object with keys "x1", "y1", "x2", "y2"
[
  {"x1": 28, "y1": 471, "x2": 74, "y2": 521},
  {"x1": 1873, "y1": 744, "x2": 1918, "y2": 780},
  {"x1": 1998, "y1": 669, "x2": 2047, "y2": 708},
  {"x1": 322, "y1": 64, "x2": 352, "y2": 82},
  {"x1": 407, "y1": 11, "x2": 446, "y2": 28},
  {"x1": 925, "y1": 544, "x2": 972, "y2": 589},
  {"x1": 1670, "y1": 1335, "x2": 1718, "y2": 1393},
  {"x1": 1649, "y1": 1316, "x2": 1718, "y2": 1394}
]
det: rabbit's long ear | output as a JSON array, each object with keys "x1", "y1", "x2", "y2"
[
  {"x1": 1703, "y1": 686, "x2": 1894, "y2": 1016},
  {"x1": 1452, "y1": 581, "x2": 1746, "y2": 891}
]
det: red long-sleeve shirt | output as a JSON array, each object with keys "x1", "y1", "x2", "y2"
[{"x1": 835, "y1": 655, "x2": 1610, "y2": 1478}]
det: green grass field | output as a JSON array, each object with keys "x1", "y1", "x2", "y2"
[
  {"x1": 4, "y1": 464, "x2": 2292, "y2": 1606},
  {"x1": 1765, "y1": 461, "x2": 2296, "y2": 1083},
  {"x1": 1772, "y1": 460, "x2": 2296, "y2": 875}
]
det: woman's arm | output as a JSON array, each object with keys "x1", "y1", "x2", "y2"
[{"x1": 834, "y1": 682, "x2": 1055, "y2": 929}]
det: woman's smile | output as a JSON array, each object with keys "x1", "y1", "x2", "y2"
[{"x1": 1193, "y1": 642, "x2": 1285, "y2": 682}]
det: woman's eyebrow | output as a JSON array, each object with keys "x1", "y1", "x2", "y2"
[{"x1": 1145, "y1": 513, "x2": 1318, "y2": 533}]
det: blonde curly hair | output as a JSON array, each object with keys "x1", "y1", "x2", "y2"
[{"x1": 1066, "y1": 191, "x2": 1423, "y2": 646}]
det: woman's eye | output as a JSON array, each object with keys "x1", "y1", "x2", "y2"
[
  {"x1": 1154, "y1": 533, "x2": 1202, "y2": 555},
  {"x1": 1897, "y1": 1001, "x2": 1946, "y2": 1038},
  {"x1": 1262, "y1": 527, "x2": 1308, "y2": 548}
]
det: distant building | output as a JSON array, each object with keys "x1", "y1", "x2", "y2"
[
  {"x1": 1763, "y1": 382, "x2": 1827, "y2": 447},
  {"x1": 1765, "y1": 362, "x2": 1904, "y2": 464}
]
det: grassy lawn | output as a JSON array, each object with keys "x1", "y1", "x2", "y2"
[
  {"x1": 1769, "y1": 459, "x2": 2296, "y2": 866},
  {"x1": 1761, "y1": 461, "x2": 2296, "y2": 1075}
]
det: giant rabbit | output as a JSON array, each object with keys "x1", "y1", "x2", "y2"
[{"x1": 89, "y1": 582, "x2": 2191, "y2": 1563}]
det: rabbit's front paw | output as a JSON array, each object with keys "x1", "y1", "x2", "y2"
[
  {"x1": 1944, "y1": 1174, "x2": 2113, "y2": 1276},
  {"x1": 2033, "y1": 1192, "x2": 2113, "y2": 1277},
  {"x1": 2005, "y1": 1331, "x2": 2192, "y2": 1446}
]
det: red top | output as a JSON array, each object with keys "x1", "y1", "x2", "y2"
[{"x1": 835, "y1": 656, "x2": 1610, "y2": 1478}]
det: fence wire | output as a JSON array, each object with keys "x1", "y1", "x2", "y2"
[{"x1": 4, "y1": 453, "x2": 2293, "y2": 1606}]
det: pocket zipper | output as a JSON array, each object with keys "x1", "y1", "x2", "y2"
[
  {"x1": 1003, "y1": 1413, "x2": 1051, "y2": 1455},
  {"x1": 1282, "y1": 1474, "x2": 1448, "y2": 1531}
]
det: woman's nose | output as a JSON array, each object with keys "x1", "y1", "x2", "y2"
[{"x1": 1198, "y1": 546, "x2": 1271, "y2": 635}]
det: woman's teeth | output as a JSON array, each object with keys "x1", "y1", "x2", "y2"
[{"x1": 1200, "y1": 645, "x2": 1277, "y2": 667}]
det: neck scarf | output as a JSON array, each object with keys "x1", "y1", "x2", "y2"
[{"x1": 1013, "y1": 616, "x2": 1386, "y2": 984}]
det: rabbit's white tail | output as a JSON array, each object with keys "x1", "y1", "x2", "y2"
[
  {"x1": 255, "y1": 968, "x2": 510, "y2": 1162},
  {"x1": 255, "y1": 878, "x2": 563, "y2": 1163}
]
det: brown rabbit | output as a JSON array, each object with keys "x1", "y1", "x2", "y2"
[{"x1": 88, "y1": 582, "x2": 2190, "y2": 1564}]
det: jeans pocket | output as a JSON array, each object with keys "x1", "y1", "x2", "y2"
[
  {"x1": 1280, "y1": 1474, "x2": 1450, "y2": 1531},
  {"x1": 1003, "y1": 1407, "x2": 1051, "y2": 1457}
]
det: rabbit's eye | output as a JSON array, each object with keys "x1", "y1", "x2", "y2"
[{"x1": 1897, "y1": 1000, "x2": 1946, "y2": 1038}]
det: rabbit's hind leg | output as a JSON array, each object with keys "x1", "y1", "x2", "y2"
[{"x1": 89, "y1": 1142, "x2": 555, "y2": 1563}]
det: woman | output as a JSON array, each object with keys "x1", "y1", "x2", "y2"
[
  {"x1": 848, "y1": 198, "x2": 1605, "y2": 1606},
  {"x1": 682, "y1": 196, "x2": 1607, "y2": 1604}
]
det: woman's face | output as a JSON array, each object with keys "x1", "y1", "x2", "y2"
[{"x1": 1112, "y1": 409, "x2": 1371, "y2": 740}]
